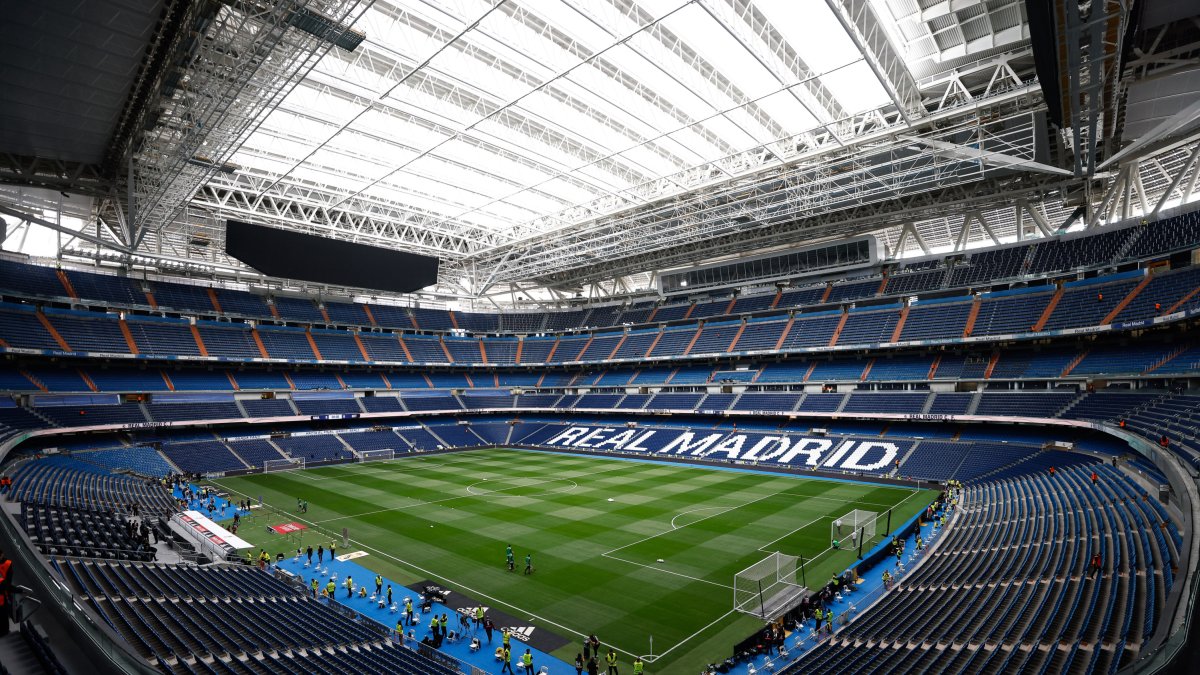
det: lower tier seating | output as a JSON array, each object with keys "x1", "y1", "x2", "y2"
[
  {"x1": 9, "y1": 456, "x2": 176, "y2": 514},
  {"x1": 24, "y1": 503, "x2": 155, "y2": 561},
  {"x1": 55, "y1": 560, "x2": 456, "y2": 675},
  {"x1": 787, "y1": 464, "x2": 1177, "y2": 674}
]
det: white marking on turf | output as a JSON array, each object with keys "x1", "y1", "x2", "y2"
[
  {"x1": 272, "y1": 453, "x2": 481, "y2": 482},
  {"x1": 756, "y1": 515, "x2": 831, "y2": 552},
  {"x1": 214, "y1": 482, "x2": 648, "y2": 662},
  {"x1": 217, "y1": 452, "x2": 935, "y2": 667},
  {"x1": 603, "y1": 487, "x2": 886, "y2": 557},
  {"x1": 669, "y1": 506, "x2": 731, "y2": 529},
  {"x1": 601, "y1": 553, "x2": 735, "y2": 589},
  {"x1": 641, "y1": 609, "x2": 738, "y2": 663},
  {"x1": 465, "y1": 477, "x2": 579, "y2": 497},
  {"x1": 313, "y1": 462, "x2": 629, "y2": 524}
]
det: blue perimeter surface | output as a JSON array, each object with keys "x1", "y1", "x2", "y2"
[
  {"x1": 178, "y1": 456, "x2": 941, "y2": 675},
  {"x1": 176, "y1": 484, "x2": 570, "y2": 673},
  {"x1": 274, "y1": 553, "x2": 570, "y2": 673},
  {"x1": 729, "y1": 499, "x2": 951, "y2": 674}
]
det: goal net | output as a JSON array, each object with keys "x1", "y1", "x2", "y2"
[
  {"x1": 263, "y1": 457, "x2": 304, "y2": 473},
  {"x1": 358, "y1": 449, "x2": 395, "y2": 463},
  {"x1": 733, "y1": 552, "x2": 806, "y2": 619},
  {"x1": 832, "y1": 509, "x2": 878, "y2": 548}
]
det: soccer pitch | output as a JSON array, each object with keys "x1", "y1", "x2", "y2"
[{"x1": 214, "y1": 448, "x2": 936, "y2": 672}]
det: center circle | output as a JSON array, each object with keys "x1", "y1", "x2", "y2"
[{"x1": 465, "y1": 477, "x2": 579, "y2": 498}]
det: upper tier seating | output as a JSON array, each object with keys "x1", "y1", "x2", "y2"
[
  {"x1": 2, "y1": 213, "x2": 1196, "y2": 340},
  {"x1": 7, "y1": 267, "x2": 1192, "y2": 367}
]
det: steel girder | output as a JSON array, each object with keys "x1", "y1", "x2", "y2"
[
  {"x1": 133, "y1": 0, "x2": 376, "y2": 246},
  {"x1": 824, "y1": 0, "x2": 924, "y2": 121},
  {"x1": 0, "y1": 155, "x2": 110, "y2": 198},
  {"x1": 466, "y1": 82, "x2": 1043, "y2": 284},
  {"x1": 527, "y1": 172, "x2": 1066, "y2": 290},
  {"x1": 1057, "y1": 0, "x2": 1127, "y2": 176},
  {"x1": 191, "y1": 170, "x2": 501, "y2": 255}
]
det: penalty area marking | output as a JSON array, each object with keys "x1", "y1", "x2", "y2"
[
  {"x1": 600, "y1": 553, "x2": 735, "y2": 589},
  {"x1": 670, "y1": 506, "x2": 731, "y2": 529},
  {"x1": 756, "y1": 515, "x2": 831, "y2": 553}
]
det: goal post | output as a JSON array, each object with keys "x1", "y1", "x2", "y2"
[
  {"x1": 832, "y1": 509, "x2": 878, "y2": 549},
  {"x1": 358, "y1": 449, "x2": 395, "y2": 463},
  {"x1": 733, "y1": 552, "x2": 806, "y2": 619},
  {"x1": 263, "y1": 457, "x2": 304, "y2": 473}
]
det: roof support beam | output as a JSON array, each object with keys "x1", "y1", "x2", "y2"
[
  {"x1": 823, "y1": 0, "x2": 923, "y2": 123},
  {"x1": 893, "y1": 222, "x2": 931, "y2": 257},
  {"x1": 1098, "y1": 96, "x2": 1200, "y2": 170},
  {"x1": 1016, "y1": 198, "x2": 1055, "y2": 240},
  {"x1": 905, "y1": 135, "x2": 1074, "y2": 176},
  {"x1": 0, "y1": 202, "x2": 130, "y2": 254}
]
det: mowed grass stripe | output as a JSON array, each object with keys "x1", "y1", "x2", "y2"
[{"x1": 214, "y1": 449, "x2": 936, "y2": 673}]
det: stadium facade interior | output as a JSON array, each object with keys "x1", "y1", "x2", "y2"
[{"x1": 0, "y1": 1, "x2": 1199, "y2": 674}]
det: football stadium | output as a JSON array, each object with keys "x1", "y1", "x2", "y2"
[{"x1": 0, "y1": 1, "x2": 1198, "y2": 675}]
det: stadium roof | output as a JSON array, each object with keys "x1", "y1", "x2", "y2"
[{"x1": 1, "y1": 0, "x2": 1198, "y2": 304}]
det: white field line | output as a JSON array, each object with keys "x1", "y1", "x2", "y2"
[
  {"x1": 270, "y1": 453, "x2": 484, "y2": 482},
  {"x1": 757, "y1": 515, "x2": 831, "y2": 553},
  {"x1": 641, "y1": 609, "x2": 738, "y2": 663},
  {"x1": 213, "y1": 482, "x2": 648, "y2": 663},
  {"x1": 465, "y1": 477, "x2": 578, "y2": 497},
  {"x1": 603, "y1": 490, "x2": 897, "y2": 557},
  {"x1": 670, "y1": 506, "x2": 731, "y2": 529},
  {"x1": 601, "y1": 553, "x2": 736, "y2": 589},
  {"x1": 313, "y1": 461, "x2": 631, "y2": 524},
  {"x1": 217, "y1": 456, "x2": 935, "y2": 665}
]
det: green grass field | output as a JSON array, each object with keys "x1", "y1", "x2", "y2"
[{"x1": 213, "y1": 448, "x2": 935, "y2": 673}]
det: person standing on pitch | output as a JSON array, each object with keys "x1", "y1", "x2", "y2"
[
  {"x1": 524, "y1": 553, "x2": 533, "y2": 575},
  {"x1": 506, "y1": 544, "x2": 515, "y2": 572},
  {"x1": 605, "y1": 647, "x2": 618, "y2": 675}
]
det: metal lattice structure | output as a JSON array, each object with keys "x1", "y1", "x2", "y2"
[{"x1": 2, "y1": 0, "x2": 1199, "y2": 307}]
